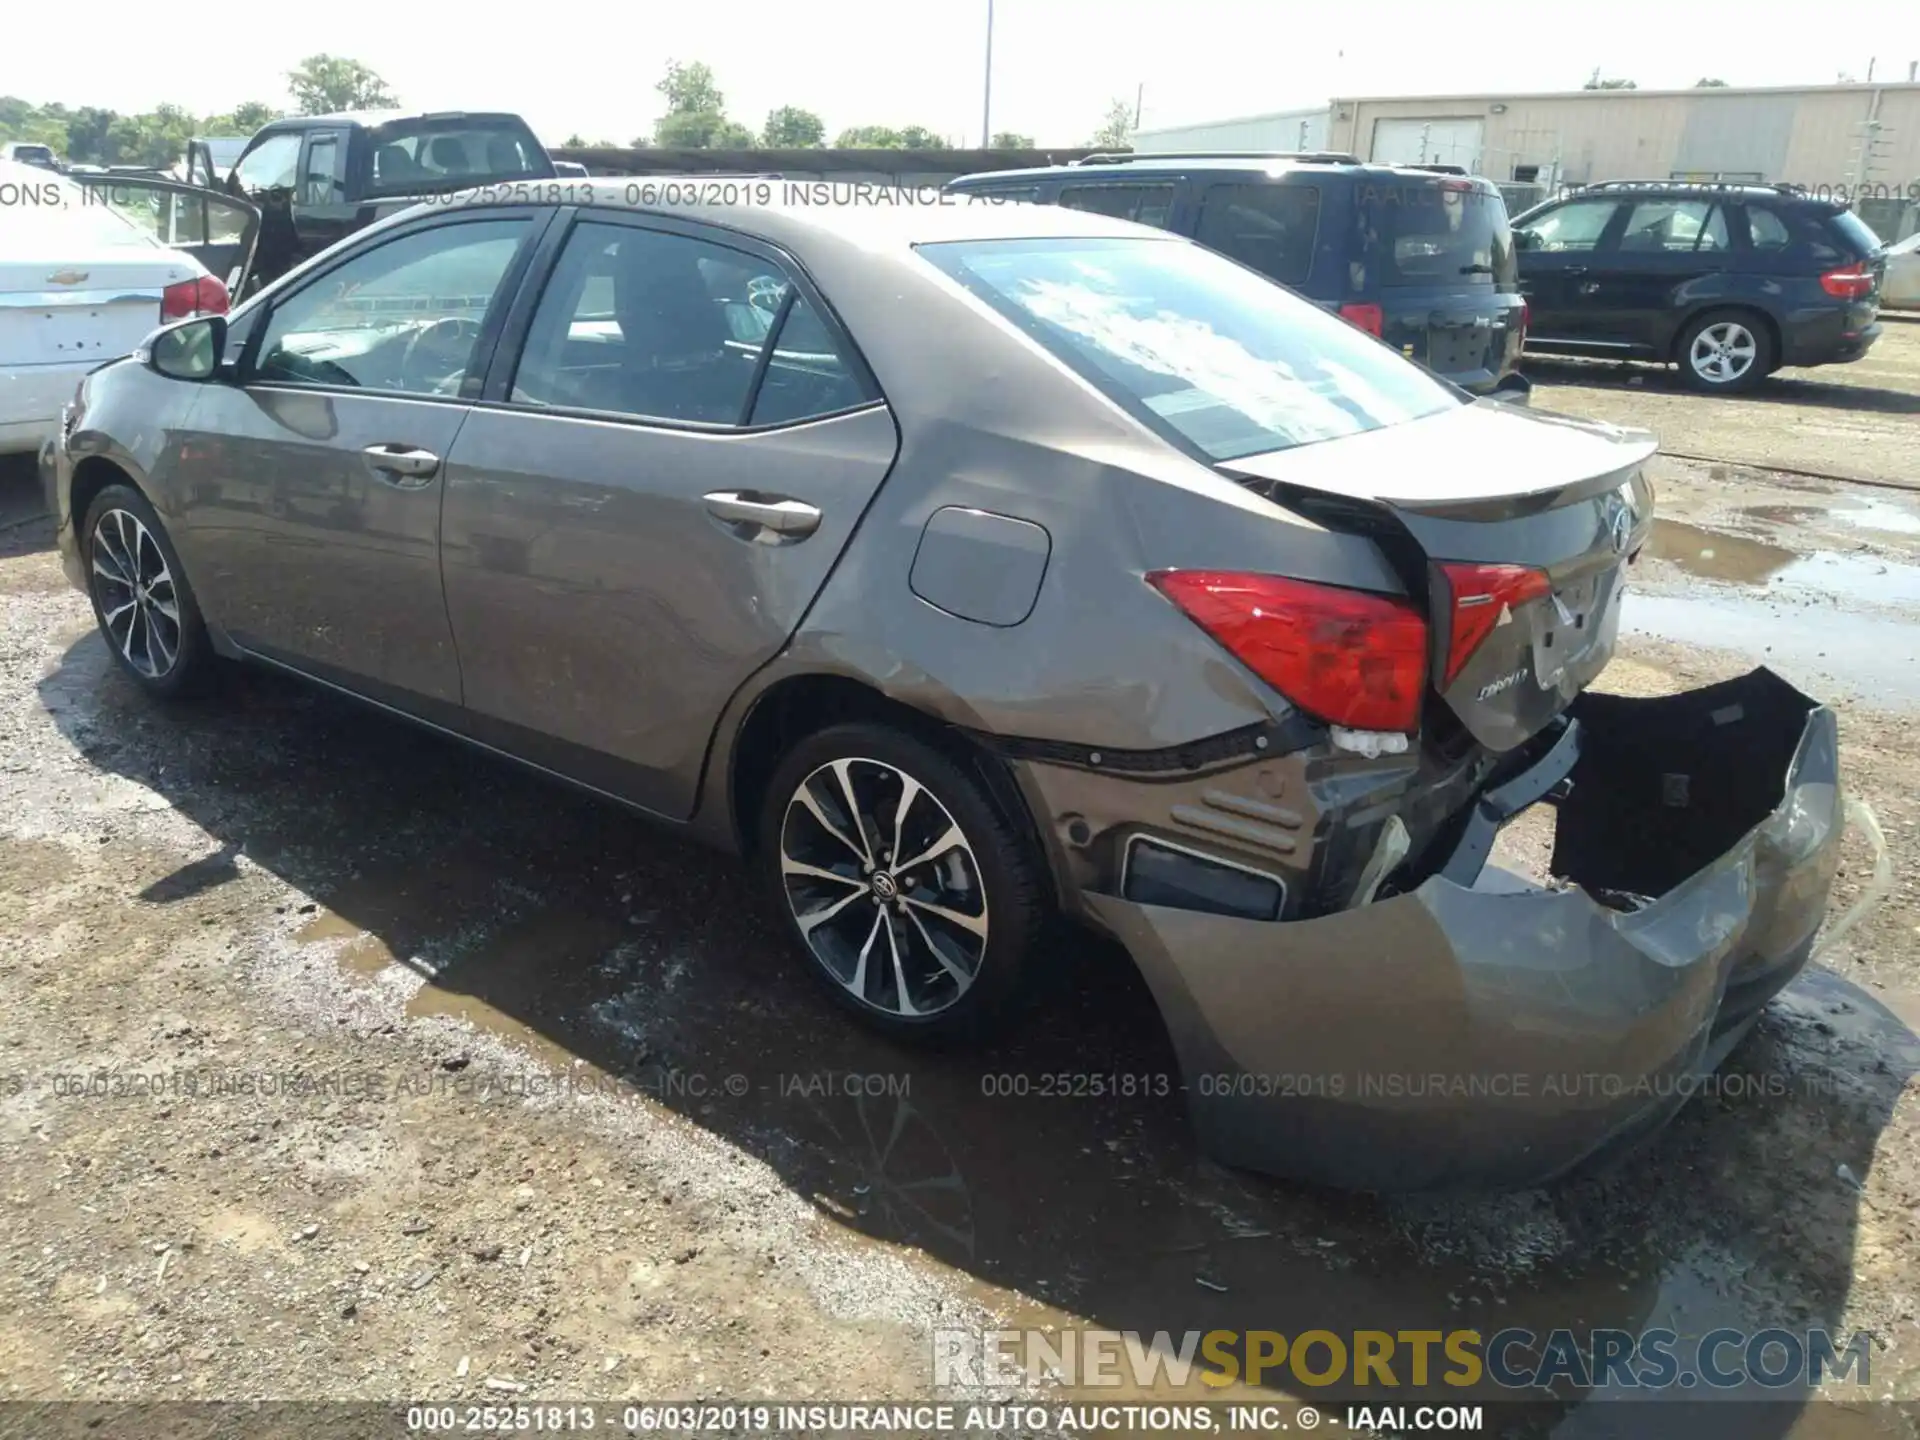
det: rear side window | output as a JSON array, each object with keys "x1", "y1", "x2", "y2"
[
  {"x1": 1743, "y1": 203, "x2": 1877, "y2": 264},
  {"x1": 1618, "y1": 200, "x2": 1729, "y2": 253},
  {"x1": 509, "y1": 221, "x2": 867, "y2": 427},
  {"x1": 367, "y1": 118, "x2": 548, "y2": 194},
  {"x1": 919, "y1": 235, "x2": 1459, "y2": 463},
  {"x1": 1058, "y1": 183, "x2": 1176, "y2": 229},
  {"x1": 1824, "y1": 208, "x2": 1885, "y2": 259},
  {"x1": 1195, "y1": 183, "x2": 1321, "y2": 287},
  {"x1": 1355, "y1": 181, "x2": 1515, "y2": 289}
]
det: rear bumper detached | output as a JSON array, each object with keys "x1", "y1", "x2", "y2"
[{"x1": 1085, "y1": 669, "x2": 1843, "y2": 1192}]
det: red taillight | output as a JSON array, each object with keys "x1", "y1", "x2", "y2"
[
  {"x1": 1149, "y1": 570, "x2": 1427, "y2": 733},
  {"x1": 1437, "y1": 562, "x2": 1551, "y2": 686},
  {"x1": 1338, "y1": 302, "x2": 1384, "y2": 337},
  {"x1": 160, "y1": 275, "x2": 230, "y2": 321},
  {"x1": 1819, "y1": 265, "x2": 1874, "y2": 300}
]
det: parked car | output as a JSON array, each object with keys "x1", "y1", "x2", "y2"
[
  {"x1": 947, "y1": 152, "x2": 1531, "y2": 400},
  {"x1": 0, "y1": 160, "x2": 255, "y2": 455},
  {"x1": 3, "y1": 141, "x2": 61, "y2": 170},
  {"x1": 193, "y1": 110, "x2": 555, "y2": 294},
  {"x1": 41, "y1": 192, "x2": 1842, "y2": 1191},
  {"x1": 1881, "y1": 230, "x2": 1920, "y2": 309},
  {"x1": 1511, "y1": 180, "x2": 1886, "y2": 392}
]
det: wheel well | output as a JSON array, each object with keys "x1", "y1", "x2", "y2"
[
  {"x1": 727, "y1": 674, "x2": 1046, "y2": 872},
  {"x1": 68, "y1": 457, "x2": 136, "y2": 538},
  {"x1": 1672, "y1": 305, "x2": 1780, "y2": 366}
]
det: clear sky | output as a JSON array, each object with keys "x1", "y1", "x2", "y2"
[{"x1": 6, "y1": 0, "x2": 1917, "y2": 145}]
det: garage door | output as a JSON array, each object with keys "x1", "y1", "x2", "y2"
[{"x1": 1369, "y1": 117, "x2": 1486, "y2": 173}]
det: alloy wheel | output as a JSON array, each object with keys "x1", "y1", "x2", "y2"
[
  {"x1": 778, "y1": 757, "x2": 989, "y2": 1018},
  {"x1": 1688, "y1": 321, "x2": 1757, "y2": 385},
  {"x1": 89, "y1": 508, "x2": 181, "y2": 679}
]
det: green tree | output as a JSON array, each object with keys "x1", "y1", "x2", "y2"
[
  {"x1": 990, "y1": 130, "x2": 1034, "y2": 148},
  {"x1": 835, "y1": 124, "x2": 903, "y2": 147},
  {"x1": 1694, "y1": 78, "x2": 1729, "y2": 86},
  {"x1": 895, "y1": 125, "x2": 951, "y2": 150},
  {"x1": 1090, "y1": 98, "x2": 1134, "y2": 147},
  {"x1": 762, "y1": 105, "x2": 825, "y2": 147},
  {"x1": 287, "y1": 55, "x2": 398, "y2": 114},
  {"x1": 62, "y1": 106, "x2": 118, "y2": 161},
  {"x1": 562, "y1": 133, "x2": 588, "y2": 148},
  {"x1": 229, "y1": 101, "x2": 278, "y2": 132},
  {"x1": 648, "y1": 59, "x2": 754, "y2": 148},
  {"x1": 1582, "y1": 70, "x2": 1637, "y2": 90}
]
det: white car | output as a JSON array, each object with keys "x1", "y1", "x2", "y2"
[
  {"x1": 0, "y1": 159, "x2": 255, "y2": 454},
  {"x1": 1883, "y1": 231, "x2": 1920, "y2": 310}
]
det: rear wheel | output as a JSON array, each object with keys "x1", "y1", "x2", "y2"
[
  {"x1": 82, "y1": 484, "x2": 215, "y2": 698},
  {"x1": 758, "y1": 722, "x2": 1047, "y2": 1043},
  {"x1": 1677, "y1": 309, "x2": 1774, "y2": 393}
]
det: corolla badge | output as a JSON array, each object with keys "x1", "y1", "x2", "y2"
[{"x1": 1603, "y1": 491, "x2": 1635, "y2": 555}]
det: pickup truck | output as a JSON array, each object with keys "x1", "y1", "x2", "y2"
[{"x1": 187, "y1": 109, "x2": 555, "y2": 294}]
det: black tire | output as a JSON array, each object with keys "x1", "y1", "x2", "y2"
[
  {"x1": 1676, "y1": 309, "x2": 1775, "y2": 394},
  {"x1": 81, "y1": 483, "x2": 216, "y2": 698},
  {"x1": 757, "y1": 721, "x2": 1049, "y2": 1043}
]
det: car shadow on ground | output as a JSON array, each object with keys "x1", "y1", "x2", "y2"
[
  {"x1": 0, "y1": 457, "x2": 53, "y2": 558},
  {"x1": 1520, "y1": 357, "x2": 1920, "y2": 415},
  {"x1": 36, "y1": 636, "x2": 1920, "y2": 1436}
]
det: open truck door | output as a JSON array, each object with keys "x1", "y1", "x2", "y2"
[{"x1": 68, "y1": 172, "x2": 261, "y2": 303}]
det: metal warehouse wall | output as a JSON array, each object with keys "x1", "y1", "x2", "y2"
[
  {"x1": 1326, "y1": 84, "x2": 1920, "y2": 191},
  {"x1": 1132, "y1": 107, "x2": 1332, "y2": 154}
]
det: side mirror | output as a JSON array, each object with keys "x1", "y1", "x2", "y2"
[{"x1": 143, "y1": 315, "x2": 228, "y2": 381}]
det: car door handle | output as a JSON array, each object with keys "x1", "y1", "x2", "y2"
[
  {"x1": 703, "y1": 491, "x2": 822, "y2": 538},
  {"x1": 362, "y1": 444, "x2": 440, "y2": 484}
]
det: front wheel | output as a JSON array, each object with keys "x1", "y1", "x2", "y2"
[
  {"x1": 82, "y1": 484, "x2": 215, "y2": 697},
  {"x1": 758, "y1": 722, "x2": 1048, "y2": 1043},
  {"x1": 1677, "y1": 310, "x2": 1774, "y2": 393}
]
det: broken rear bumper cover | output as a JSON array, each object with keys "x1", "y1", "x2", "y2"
[{"x1": 1079, "y1": 669, "x2": 1843, "y2": 1192}]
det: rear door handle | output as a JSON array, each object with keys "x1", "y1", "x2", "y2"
[
  {"x1": 362, "y1": 444, "x2": 440, "y2": 485},
  {"x1": 703, "y1": 490, "x2": 822, "y2": 539}
]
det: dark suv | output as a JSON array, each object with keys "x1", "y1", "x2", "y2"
[
  {"x1": 199, "y1": 110, "x2": 555, "y2": 293},
  {"x1": 1511, "y1": 181, "x2": 1886, "y2": 393},
  {"x1": 946, "y1": 153, "x2": 1529, "y2": 399}
]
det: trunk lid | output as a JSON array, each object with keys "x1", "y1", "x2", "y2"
[
  {"x1": 1220, "y1": 400, "x2": 1657, "y2": 751},
  {"x1": 0, "y1": 251, "x2": 199, "y2": 370}
]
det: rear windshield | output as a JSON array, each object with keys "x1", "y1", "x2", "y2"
[
  {"x1": 1354, "y1": 181, "x2": 1516, "y2": 291},
  {"x1": 1824, "y1": 207, "x2": 1887, "y2": 258},
  {"x1": 367, "y1": 118, "x2": 551, "y2": 194},
  {"x1": 919, "y1": 236, "x2": 1459, "y2": 463}
]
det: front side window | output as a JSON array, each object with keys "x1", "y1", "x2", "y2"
[
  {"x1": 1058, "y1": 183, "x2": 1177, "y2": 230},
  {"x1": 233, "y1": 132, "x2": 301, "y2": 196},
  {"x1": 301, "y1": 136, "x2": 341, "y2": 207},
  {"x1": 1618, "y1": 200, "x2": 1729, "y2": 252},
  {"x1": 1196, "y1": 183, "x2": 1321, "y2": 287},
  {"x1": 253, "y1": 218, "x2": 529, "y2": 395},
  {"x1": 1517, "y1": 198, "x2": 1619, "y2": 253},
  {"x1": 509, "y1": 221, "x2": 867, "y2": 427},
  {"x1": 920, "y1": 236, "x2": 1459, "y2": 463}
]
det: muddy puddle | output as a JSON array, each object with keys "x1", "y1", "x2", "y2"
[{"x1": 1628, "y1": 520, "x2": 1920, "y2": 707}]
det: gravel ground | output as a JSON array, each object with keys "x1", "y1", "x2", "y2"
[{"x1": 1, "y1": 330, "x2": 1918, "y2": 1438}]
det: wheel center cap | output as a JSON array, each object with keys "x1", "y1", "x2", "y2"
[{"x1": 870, "y1": 872, "x2": 899, "y2": 901}]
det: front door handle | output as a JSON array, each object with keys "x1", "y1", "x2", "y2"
[
  {"x1": 703, "y1": 490, "x2": 822, "y2": 539},
  {"x1": 362, "y1": 444, "x2": 440, "y2": 485}
]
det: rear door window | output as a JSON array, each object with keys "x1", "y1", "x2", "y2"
[
  {"x1": 1357, "y1": 181, "x2": 1515, "y2": 288},
  {"x1": 1195, "y1": 183, "x2": 1320, "y2": 286},
  {"x1": 1617, "y1": 199, "x2": 1730, "y2": 253},
  {"x1": 1058, "y1": 182, "x2": 1176, "y2": 229},
  {"x1": 366, "y1": 118, "x2": 549, "y2": 194}
]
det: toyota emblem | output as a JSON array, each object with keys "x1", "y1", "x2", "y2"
[{"x1": 1609, "y1": 504, "x2": 1634, "y2": 555}]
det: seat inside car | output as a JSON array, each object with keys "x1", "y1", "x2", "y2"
[
  {"x1": 428, "y1": 136, "x2": 471, "y2": 176},
  {"x1": 374, "y1": 145, "x2": 420, "y2": 187}
]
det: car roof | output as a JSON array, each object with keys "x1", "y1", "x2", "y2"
[
  {"x1": 949, "y1": 154, "x2": 1500, "y2": 189},
  {"x1": 259, "y1": 110, "x2": 530, "y2": 133}
]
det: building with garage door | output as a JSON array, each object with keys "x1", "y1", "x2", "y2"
[
  {"x1": 1136, "y1": 81, "x2": 1920, "y2": 237},
  {"x1": 1131, "y1": 105, "x2": 1331, "y2": 156}
]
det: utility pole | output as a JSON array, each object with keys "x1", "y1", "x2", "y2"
[
  {"x1": 981, "y1": 0, "x2": 995, "y2": 147},
  {"x1": 1134, "y1": 82, "x2": 1143, "y2": 130}
]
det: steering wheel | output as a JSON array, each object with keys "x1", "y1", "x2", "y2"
[{"x1": 399, "y1": 315, "x2": 484, "y2": 392}]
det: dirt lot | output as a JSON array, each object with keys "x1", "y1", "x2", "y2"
[{"x1": 1, "y1": 324, "x2": 1918, "y2": 1438}]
